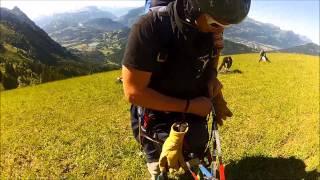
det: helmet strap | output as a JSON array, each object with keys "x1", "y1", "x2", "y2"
[
  {"x1": 184, "y1": 0, "x2": 200, "y2": 24},
  {"x1": 171, "y1": 0, "x2": 194, "y2": 39}
]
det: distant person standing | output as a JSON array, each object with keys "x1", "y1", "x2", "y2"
[{"x1": 259, "y1": 49, "x2": 271, "y2": 62}]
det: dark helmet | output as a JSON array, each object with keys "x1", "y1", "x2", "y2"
[{"x1": 180, "y1": 0, "x2": 251, "y2": 25}]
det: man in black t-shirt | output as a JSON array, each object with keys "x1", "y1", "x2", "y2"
[{"x1": 122, "y1": 0, "x2": 251, "y2": 178}]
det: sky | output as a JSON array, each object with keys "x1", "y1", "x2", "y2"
[{"x1": 1, "y1": 0, "x2": 319, "y2": 44}]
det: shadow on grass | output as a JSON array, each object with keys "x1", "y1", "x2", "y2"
[
  {"x1": 219, "y1": 69, "x2": 243, "y2": 74},
  {"x1": 225, "y1": 156, "x2": 319, "y2": 180}
]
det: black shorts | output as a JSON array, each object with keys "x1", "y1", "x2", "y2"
[{"x1": 130, "y1": 105, "x2": 209, "y2": 163}]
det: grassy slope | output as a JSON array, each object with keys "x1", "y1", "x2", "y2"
[
  {"x1": 1, "y1": 53, "x2": 319, "y2": 179},
  {"x1": 219, "y1": 53, "x2": 319, "y2": 179}
]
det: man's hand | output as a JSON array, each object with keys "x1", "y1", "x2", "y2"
[
  {"x1": 207, "y1": 78, "x2": 232, "y2": 125},
  {"x1": 188, "y1": 97, "x2": 212, "y2": 117},
  {"x1": 208, "y1": 77, "x2": 223, "y2": 99},
  {"x1": 212, "y1": 91, "x2": 233, "y2": 125}
]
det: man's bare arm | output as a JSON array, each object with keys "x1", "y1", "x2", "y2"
[{"x1": 122, "y1": 65, "x2": 212, "y2": 117}]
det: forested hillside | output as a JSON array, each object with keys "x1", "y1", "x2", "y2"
[{"x1": 0, "y1": 7, "x2": 119, "y2": 90}]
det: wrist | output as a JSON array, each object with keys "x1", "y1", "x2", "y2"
[{"x1": 184, "y1": 99, "x2": 190, "y2": 113}]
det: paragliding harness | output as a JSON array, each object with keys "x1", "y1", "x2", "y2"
[
  {"x1": 137, "y1": 107, "x2": 165, "y2": 145},
  {"x1": 203, "y1": 104, "x2": 226, "y2": 180},
  {"x1": 137, "y1": 103, "x2": 226, "y2": 180}
]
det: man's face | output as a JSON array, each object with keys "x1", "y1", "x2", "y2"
[{"x1": 195, "y1": 13, "x2": 227, "y2": 33}]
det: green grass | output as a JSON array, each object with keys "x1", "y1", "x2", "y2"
[
  {"x1": 218, "y1": 53, "x2": 319, "y2": 179},
  {"x1": 1, "y1": 53, "x2": 319, "y2": 179}
]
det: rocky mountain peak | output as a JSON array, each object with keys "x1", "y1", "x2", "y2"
[
  {"x1": 7, "y1": 6, "x2": 38, "y2": 30},
  {"x1": 12, "y1": 6, "x2": 24, "y2": 15}
]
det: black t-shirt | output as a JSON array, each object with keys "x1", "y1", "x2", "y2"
[{"x1": 122, "y1": 10, "x2": 214, "y2": 99}]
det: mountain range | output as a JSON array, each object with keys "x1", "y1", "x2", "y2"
[
  {"x1": 1, "y1": 6, "x2": 318, "y2": 90},
  {"x1": 35, "y1": 6, "x2": 116, "y2": 28},
  {"x1": 35, "y1": 6, "x2": 313, "y2": 52},
  {"x1": 114, "y1": 7, "x2": 312, "y2": 50},
  {"x1": 224, "y1": 18, "x2": 312, "y2": 50},
  {"x1": 34, "y1": 6, "x2": 255, "y2": 60}
]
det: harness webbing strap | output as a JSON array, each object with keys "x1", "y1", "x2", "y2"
[
  {"x1": 140, "y1": 131, "x2": 164, "y2": 144},
  {"x1": 137, "y1": 106, "x2": 164, "y2": 145}
]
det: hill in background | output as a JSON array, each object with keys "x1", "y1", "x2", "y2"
[
  {"x1": 117, "y1": 7, "x2": 145, "y2": 27},
  {"x1": 34, "y1": 6, "x2": 258, "y2": 60},
  {"x1": 1, "y1": 7, "x2": 75, "y2": 65},
  {"x1": 277, "y1": 43, "x2": 320, "y2": 56},
  {"x1": 35, "y1": 6, "x2": 117, "y2": 28},
  {"x1": 0, "y1": 7, "x2": 120, "y2": 90},
  {"x1": 34, "y1": 6, "x2": 315, "y2": 61},
  {"x1": 97, "y1": 6, "x2": 311, "y2": 50},
  {"x1": 222, "y1": 40, "x2": 257, "y2": 55},
  {"x1": 224, "y1": 18, "x2": 312, "y2": 50}
]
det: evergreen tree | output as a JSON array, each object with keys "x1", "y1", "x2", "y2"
[
  {"x1": 3, "y1": 63, "x2": 18, "y2": 89},
  {"x1": 4, "y1": 63, "x2": 16, "y2": 77},
  {"x1": 3, "y1": 73, "x2": 18, "y2": 89}
]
